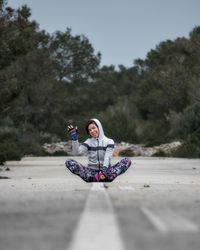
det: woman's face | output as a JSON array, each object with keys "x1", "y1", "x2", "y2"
[{"x1": 88, "y1": 123, "x2": 99, "y2": 138}]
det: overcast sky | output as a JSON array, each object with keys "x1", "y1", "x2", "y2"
[{"x1": 8, "y1": 0, "x2": 200, "y2": 68}]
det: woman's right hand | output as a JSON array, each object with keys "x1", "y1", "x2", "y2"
[{"x1": 67, "y1": 125, "x2": 78, "y2": 141}]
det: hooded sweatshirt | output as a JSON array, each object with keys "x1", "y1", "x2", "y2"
[{"x1": 72, "y1": 118, "x2": 114, "y2": 170}]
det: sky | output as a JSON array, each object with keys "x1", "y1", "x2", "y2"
[{"x1": 8, "y1": 0, "x2": 200, "y2": 68}]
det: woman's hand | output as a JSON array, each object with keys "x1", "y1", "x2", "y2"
[{"x1": 67, "y1": 125, "x2": 78, "y2": 141}]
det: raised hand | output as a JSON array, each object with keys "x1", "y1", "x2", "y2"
[{"x1": 67, "y1": 125, "x2": 78, "y2": 141}]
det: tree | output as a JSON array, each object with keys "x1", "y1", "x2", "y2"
[
  {"x1": 0, "y1": 1, "x2": 51, "y2": 118},
  {"x1": 49, "y1": 29, "x2": 101, "y2": 82},
  {"x1": 0, "y1": 3, "x2": 45, "y2": 69}
]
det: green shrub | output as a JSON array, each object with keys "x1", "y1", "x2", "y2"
[
  {"x1": 152, "y1": 150, "x2": 167, "y2": 157},
  {"x1": 0, "y1": 142, "x2": 23, "y2": 165},
  {"x1": 169, "y1": 103, "x2": 200, "y2": 137},
  {"x1": 139, "y1": 120, "x2": 170, "y2": 146},
  {"x1": 118, "y1": 148, "x2": 135, "y2": 157},
  {"x1": 46, "y1": 151, "x2": 68, "y2": 156},
  {"x1": 18, "y1": 142, "x2": 46, "y2": 156},
  {"x1": 172, "y1": 128, "x2": 200, "y2": 158},
  {"x1": 0, "y1": 123, "x2": 49, "y2": 164}
]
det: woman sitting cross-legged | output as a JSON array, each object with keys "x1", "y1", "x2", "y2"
[{"x1": 65, "y1": 118, "x2": 132, "y2": 182}]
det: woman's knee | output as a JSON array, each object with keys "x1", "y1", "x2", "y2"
[
  {"x1": 65, "y1": 160, "x2": 72, "y2": 168},
  {"x1": 65, "y1": 159, "x2": 77, "y2": 165},
  {"x1": 121, "y1": 157, "x2": 132, "y2": 167},
  {"x1": 65, "y1": 159, "x2": 79, "y2": 173}
]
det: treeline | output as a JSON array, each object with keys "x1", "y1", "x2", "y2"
[{"x1": 0, "y1": 1, "x2": 200, "y2": 164}]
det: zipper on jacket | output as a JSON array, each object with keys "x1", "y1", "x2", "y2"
[{"x1": 97, "y1": 139, "x2": 100, "y2": 170}]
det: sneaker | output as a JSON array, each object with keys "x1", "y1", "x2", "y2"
[
  {"x1": 99, "y1": 171, "x2": 107, "y2": 181},
  {"x1": 94, "y1": 172, "x2": 107, "y2": 182}
]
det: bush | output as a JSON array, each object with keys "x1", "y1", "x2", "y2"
[
  {"x1": 170, "y1": 103, "x2": 200, "y2": 137},
  {"x1": 0, "y1": 141, "x2": 23, "y2": 165},
  {"x1": 45, "y1": 151, "x2": 68, "y2": 156},
  {"x1": 100, "y1": 113, "x2": 139, "y2": 143},
  {"x1": 152, "y1": 150, "x2": 167, "y2": 157},
  {"x1": 18, "y1": 141, "x2": 46, "y2": 156},
  {"x1": 139, "y1": 120, "x2": 170, "y2": 146},
  {"x1": 118, "y1": 148, "x2": 135, "y2": 157},
  {"x1": 0, "y1": 123, "x2": 50, "y2": 164},
  {"x1": 172, "y1": 128, "x2": 200, "y2": 158}
]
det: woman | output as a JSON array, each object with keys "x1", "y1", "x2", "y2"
[{"x1": 65, "y1": 118, "x2": 132, "y2": 182}]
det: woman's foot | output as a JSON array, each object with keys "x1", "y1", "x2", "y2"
[
  {"x1": 99, "y1": 172, "x2": 107, "y2": 181},
  {"x1": 94, "y1": 172, "x2": 107, "y2": 182}
]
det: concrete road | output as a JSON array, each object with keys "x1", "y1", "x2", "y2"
[{"x1": 0, "y1": 156, "x2": 200, "y2": 250}]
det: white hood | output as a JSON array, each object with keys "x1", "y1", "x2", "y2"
[{"x1": 90, "y1": 118, "x2": 106, "y2": 140}]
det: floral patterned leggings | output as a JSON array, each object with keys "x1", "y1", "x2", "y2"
[{"x1": 65, "y1": 157, "x2": 132, "y2": 182}]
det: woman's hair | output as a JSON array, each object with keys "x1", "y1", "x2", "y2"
[{"x1": 85, "y1": 120, "x2": 98, "y2": 134}]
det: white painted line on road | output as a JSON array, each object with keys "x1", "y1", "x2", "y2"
[
  {"x1": 141, "y1": 207, "x2": 168, "y2": 232},
  {"x1": 141, "y1": 207, "x2": 199, "y2": 233},
  {"x1": 68, "y1": 183, "x2": 125, "y2": 250}
]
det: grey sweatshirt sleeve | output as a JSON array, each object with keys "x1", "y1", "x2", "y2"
[
  {"x1": 72, "y1": 140, "x2": 88, "y2": 156},
  {"x1": 103, "y1": 140, "x2": 115, "y2": 167}
]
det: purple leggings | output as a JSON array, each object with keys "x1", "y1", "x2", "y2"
[{"x1": 65, "y1": 157, "x2": 132, "y2": 182}]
